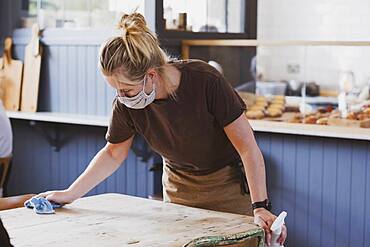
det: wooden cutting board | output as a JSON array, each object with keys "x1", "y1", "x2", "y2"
[
  {"x1": 0, "y1": 37, "x2": 23, "y2": 111},
  {"x1": 21, "y1": 23, "x2": 42, "y2": 112}
]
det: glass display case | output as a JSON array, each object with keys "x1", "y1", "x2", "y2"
[{"x1": 181, "y1": 39, "x2": 370, "y2": 127}]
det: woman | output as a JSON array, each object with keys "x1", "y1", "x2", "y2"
[{"x1": 38, "y1": 13, "x2": 287, "y2": 245}]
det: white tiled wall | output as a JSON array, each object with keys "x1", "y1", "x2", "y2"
[{"x1": 257, "y1": 0, "x2": 370, "y2": 90}]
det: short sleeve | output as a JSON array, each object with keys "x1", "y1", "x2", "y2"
[
  {"x1": 105, "y1": 98, "x2": 136, "y2": 144},
  {"x1": 207, "y1": 75, "x2": 246, "y2": 127}
]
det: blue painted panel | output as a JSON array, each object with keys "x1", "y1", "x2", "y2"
[
  {"x1": 67, "y1": 46, "x2": 78, "y2": 114},
  {"x1": 308, "y1": 138, "x2": 323, "y2": 247},
  {"x1": 350, "y1": 142, "x2": 367, "y2": 246},
  {"x1": 336, "y1": 142, "x2": 352, "y2": 247},
  {"x1": 281, "y1": 135, "x2": 297, "y2": 244},
  {"x1": 7, "y1": 120, "x2": 155, "y2": 199},
  {"x1": 321, "y1": 139, "x2": 338, "y2": 247},
  {"x1": 9, "y1": 42, "x2": 115, "y2": 116},
  {"x1": 49, "y1": 46, "x2": 60, "y2": 112},
  {"x1": 294, "y1": 136, "x2": 310, "y2": 245},
  {"x1": 268, "y1": 134, "x2": 284, "y2": 211},
  {"x1": 365, "y1": 143, "x2": 370, "y2": 247},
  {"x1": 254, "y1": 132, "x2": 370, "y2": 247},
  {"x1": 0, "y1": 0, "x2": 22, "y2": 53}
]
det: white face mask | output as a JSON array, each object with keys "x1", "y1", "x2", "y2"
[{"x1": 116, "y1": 75, "x2": 156, "y2": 109}]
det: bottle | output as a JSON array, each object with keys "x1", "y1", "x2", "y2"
[
  {"x1": 270, "y1": 211, "x2": 287, "y2": 247},
  {"x1": 337, "y1": 71, "x2": 355, "y2": 118},
  {"x1": 178, "y1": 13, "x2": 187, "y2": 30}
]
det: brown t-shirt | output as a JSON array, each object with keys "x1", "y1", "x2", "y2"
[{"x1": 106, "y1": 59, "x2": 246, "y2": 175}]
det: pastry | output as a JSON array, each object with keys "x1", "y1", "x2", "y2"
[
  {"x1": 289, "y1": 116, "x2": 302, "y2": 123},
  {"x1": 346, "y1": 112, "x2": 357, "y2": 120},
  {"x1": 363, "y1": 107, "x2": 370, "y2": 116},
  {"x1": 357, "y1": 113, "x2": 369, "y2": 121},
  {"x1": 246, "y1": 110, "x2": 265, "y2": 119},
  {"x1": 255, "y1": 102, "x2": 268, "y2": 108},
  {"x1": 316, "y1": 117, "x2": 328, "y2": 125},
  {"x1": 250, "y1": 105, "x2": 265, "y2": 111},
  {"x1": 303, "y1": 116, "x2": 317, "y2": 124},
  {"x1": 268, "y1": 104, "x2": 284, "y2": 110},
  {"x1": 266, "y1": 109, "x2": 282, "y2": 118},
  {"x1": 274, "y1": 95, "x2": 285, "y2": 100}
]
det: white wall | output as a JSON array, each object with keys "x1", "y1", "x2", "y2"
[{"x1": 257, "y1": 0, "x2": 370, "y2": 90}]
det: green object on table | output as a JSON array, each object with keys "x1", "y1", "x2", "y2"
[{"x1": 184, "y1": 228, "x2": 265, "y2": 247}]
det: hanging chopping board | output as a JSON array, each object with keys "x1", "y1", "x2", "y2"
[
  {"x1": 21, "y1": 24, "x2": 42, "y2": 112},
  {"x1": 0, "y1": 37, "x2": 23, "y2": 111}
]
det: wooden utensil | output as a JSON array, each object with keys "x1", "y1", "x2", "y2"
[
  {"x1": 0, "y1": 37, "x2": 23, "y2": 111},
  {"x1": 21, "y1": 24, "x2": 42, "y2": 112}
]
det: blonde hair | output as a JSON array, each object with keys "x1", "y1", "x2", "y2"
[{"x1": 99, "y1": 13, "x2": 170, "y2": 85}]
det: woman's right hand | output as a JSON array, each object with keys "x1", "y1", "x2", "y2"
[{"x1": 36, "y1": 189, "x2": 77, "y2": 205}]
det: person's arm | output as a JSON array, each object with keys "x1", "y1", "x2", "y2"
[
  {"x1": 37, "y1": 136, "x2": 134, "y2": 204},
  {"x1": 224, "y1": 114, "x2": 287, "y2": 246}
]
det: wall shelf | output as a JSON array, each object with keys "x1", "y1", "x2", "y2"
[{"x1": 181, "y1": 39, "x2": 370, "y2": 58}]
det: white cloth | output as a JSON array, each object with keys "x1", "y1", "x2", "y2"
[{"x1": 0, "y1": 101, "x2": 12, "y2": 158}]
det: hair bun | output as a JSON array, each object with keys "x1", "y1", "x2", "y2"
[{"x1": 118, "y1": 13, "x2": 147, "y2": 36}]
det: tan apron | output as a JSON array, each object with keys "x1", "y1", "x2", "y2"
[
  {"x1": 162, "y1": 161, "x2": 253, "y2": 216},
  {"x1": 162, "y1": 162, "x2": 262, "y2": 246}
]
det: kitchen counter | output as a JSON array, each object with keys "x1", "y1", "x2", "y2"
[
  {"x1": 7, "y1": 111, "x2": 370, "y2": 140},
  {"x1": 6, "y1": 112, "x2": 370, "y2": 247},
  {"x1": 249, "y1": 119, "x2": 370, "y2": 141}
]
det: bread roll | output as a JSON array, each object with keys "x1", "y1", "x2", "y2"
[
  {"x1": 274, "y1": 95, "x2": 285, "y2": 100},
  {"x1": 346, "y1": 112, "x2": 357, "y2": 120},
  {"x1": 363, "y1": 107, "x2": 370, "y2": 116},
  {"x1": 266, "y1": 109, "x2": 282, "y2": 118},
  {"x1": 250, "y1": 105, "x2": 265, "y2": 111},
  {"x1": 316, "y1": 117, "x2": 328, "y2": 125},
  {"x1": 289, "y1": 116, "x2": 302, "y2": 123},
  {"x1": 268, "y1": 104, "x2": 284, "y2": 111},
  {"x1": 255, "y1": 102, "x2": 268, "y2": 108},
  {"x1": 303, "y1": 116, "x2": 317, "y2": 124},
  {"x1": 246, "y1": 110, "x2": 265, "y2": 119}
]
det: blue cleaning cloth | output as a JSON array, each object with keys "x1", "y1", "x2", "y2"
[{"x1": 24, "y1": 197, "x2": 63, "y2": 214}]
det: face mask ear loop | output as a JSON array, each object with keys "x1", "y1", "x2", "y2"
[{"x1": 142, "y1": 74, "x2": 155, "y2": 96}]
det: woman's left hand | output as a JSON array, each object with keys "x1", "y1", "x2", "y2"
[{"x1": 253, "y1": 208, "x2": 287, "y2": 246}]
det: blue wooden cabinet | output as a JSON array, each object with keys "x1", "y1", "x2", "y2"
[
  {"x1": 7, "y1": 120, "x2": 155, "y2": 198},
  {"x1": 255, "y1": 132, "x2": 370, "y2": 247}
]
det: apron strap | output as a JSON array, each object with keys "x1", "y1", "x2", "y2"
[{"x1": 230, "y1": 161, "x2": 250, "y2": 195}]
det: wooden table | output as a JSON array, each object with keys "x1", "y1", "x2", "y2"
[{"x1": 1, "y1": 193, "x2": 264, "y2": 247}]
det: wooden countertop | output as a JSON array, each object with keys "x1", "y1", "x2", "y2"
[
  {"x1": 7, "y1": 111, "x2": 370, "y2": 141},
  {"x1": 1, "y1": 193, "x2": 263, "y2": 247},
  {"x1": 249, "y1": 120, "x2": 370, "y2": 141}
]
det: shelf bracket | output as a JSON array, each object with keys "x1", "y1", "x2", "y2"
[{"x1": 29, "y1": 120, "x2": 65, "y2": 152}]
